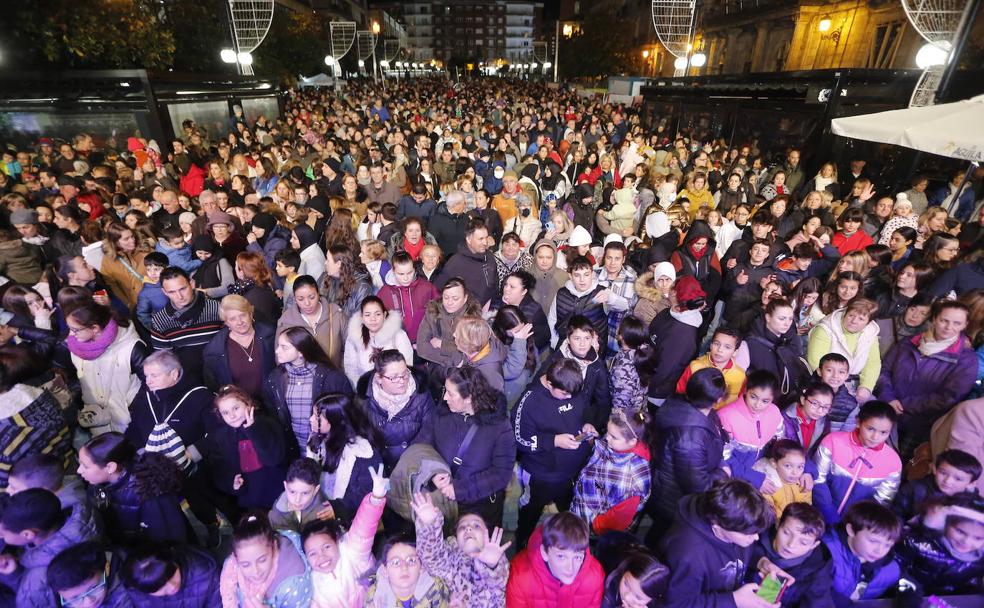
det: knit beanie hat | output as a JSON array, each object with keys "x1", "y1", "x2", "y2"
[
  {"x1": 251, "y1": 212, "x2": 276, "y2": 231},
  {"x1": 674, "y1": 275, "x2": 706, "y2": 305},
  {"x1": 178, "y1": 212, "x2": 197, "y2": 226},
  {"x1": 652, "y1": 261, "x2": 677, "y2": 282},
  {"x1": 568, "y1": 225, "x2": 592, "y2": 247}
]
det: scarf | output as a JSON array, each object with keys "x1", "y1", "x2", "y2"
[
  {"x1": 688, "y1": 241, "x2": 708, "y2": 260},
  {"x1": 403, "y1": 236, "x2": 425, "y2": 261},
  {"x1": 285, "y1": 362, "x2": 316, "y2": 449},
  {"x1": 228, "y1": 279, "x2": 256, "y2": 296},
  {"x1": 67, "y1": 319, "x2": 119, "y2": 360},
  {"x1": 918, "y1": 331, "x2": 959, "y2": 357},
  {"x1": 372, "y1": 375, "x2": 418, "y2": 420}
]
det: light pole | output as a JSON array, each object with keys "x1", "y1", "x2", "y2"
[{"x1": 371, "y1": 21, "x2": 380, "y2": 84}]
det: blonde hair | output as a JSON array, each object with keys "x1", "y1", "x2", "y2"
[
  {"x1": 829, "y1": 250, "x2": 869, "y2": 283},
  {"x1": 453, "y1": 315, "x2": 492, "y2": 355},
  {"x1": 219, "y1": 294, "x2": 254, "y2": 320},
  {"x1": 361, "y1": 239, "x2": 387, "y2": 262}
]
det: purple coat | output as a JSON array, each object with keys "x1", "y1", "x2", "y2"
[
  {"x1": 876, "y1": 333, "x2": 977, "y2": 423},
  {"x1": 781, "y1": 402, "x2": 830, "y2": 457}
]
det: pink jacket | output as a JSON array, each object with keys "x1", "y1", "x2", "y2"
[{"x1": 311, "y1": 493, "x2": 386, "y2": 608}]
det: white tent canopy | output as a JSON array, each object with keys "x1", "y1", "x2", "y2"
[
  {"x1": 831, "y1": 94, "x2": 984, "y2": 162},
  {"x1": 298, "y1": 73, "x2": 334, "y2": 88}
]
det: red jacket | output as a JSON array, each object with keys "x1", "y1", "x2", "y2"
[
  {"x1": 831, "y1": 230, "x2": 873, "y2": 255},
  {"x1": 506, "y1": 527, "x2": 604, "y2": 608},
  {"x1": 585, "y1": 165, "x2": 622, "y2": 188}
]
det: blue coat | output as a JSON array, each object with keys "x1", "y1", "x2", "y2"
[
  {"x1": 823, "y1": 529, "x2": 900, "y2": 607},
  {"x1": 136, "y1": 281, "x2": 169, "y2": 328},
  {"x1": 928, "y1": 184, "x2": 976, "y2": 221},
  {"x1": 155, "y1": 241, "x2": 202, "y2": 274}
]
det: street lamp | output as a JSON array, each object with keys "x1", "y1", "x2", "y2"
[
  {"x1": 220, "y1": 49, "x2": 237, "y2": 63},
  {"x1": 236, "y1": 52, "x2": 252, "y2": 66},
  {"x1": 371, "y1": 21, "x2": 380, "y2": 83},
  {"x1": 673, "y1": 56, "x2": 688, "y2": 71},
  {"x1": 818, "y1": 16, "x2": 832, "y2": 32},
  {"x1": 916, "y1": 41, "x2": 950, "y2": 69},
  {"x1": 691, "y1": 52, "x2": 706, "y2": 68}
]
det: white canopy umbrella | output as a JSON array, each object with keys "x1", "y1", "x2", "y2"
[{"x1": 831, "y1": 94, "x2": 984, "y2": 162}]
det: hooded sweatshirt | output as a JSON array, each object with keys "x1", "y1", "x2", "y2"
[
  {"x1": 529, "y1": 240, "x2": 571, "y2": 311},
  {"x1": 658, "y1": 494, "x2": 751, "y2": 608},
  {"x1": 377, "y1": 275, "x2": 440, "y2": 343}
]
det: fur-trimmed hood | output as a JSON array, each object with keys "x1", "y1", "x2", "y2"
[
  {"x1": 635, "y1": 271, "x2": 670, "y2": 303},
  {"x1": 346, "y1": 308, "x2": 406, "y2": 344}
]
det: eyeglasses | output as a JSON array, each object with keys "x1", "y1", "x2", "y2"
[
  {"x1": 67, "y1": 326, "x2": 90, "y2": 335},
  {"x1": 806, "y1": 398, "x2": 832, "y2": 412},
  {"x1": 380, "y1": 372, "x2": 411, "y2": 382},
  {"x1": 60, "y1": 571, "x2": 107, "y2": 607},
  {"x1": 386, "y1": 556, "x2": 420, "y2": 569}
]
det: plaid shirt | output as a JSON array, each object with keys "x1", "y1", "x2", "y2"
[
  {"x1": 596, "y1": 266, "x2": 637, "y2": 355},
  {"x1": 284, "y1": 362, "x2": 315, "y2": 450},
  {"x1": 572, "y1": 438, "x2": 651, "y2": 528}
]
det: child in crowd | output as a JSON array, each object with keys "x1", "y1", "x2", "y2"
[
  {"x1": 609, "y1": 315, "x2": 657, "y2": 412},
  {"x1": 155, "y1": 226, "x2": 202, "y2": 273},
  {"x1": 269, "y1": 457, "x2": 330, "y2": 534},
  {"x1": 823, "y1": 501, "x2": 901, "y2": 606},
  {"x1": 893, "y1": 448, "x2": 981, "y2": 524},
  {"x1": 781, "y1": 381, "x2": 834, "y2": 456},
  {"x1": 754, "y1": 440, "x2": 813, "y2": 518},
  {"x1": 572, "y1": 407, "x2": 652, "y2": 535},
  {"x1": 814, "y1": 401, "x2": 902, "y2": 525},
  {"x1": 815, "y1": 353, "x2": 859, "y2": 433},
  {"x1": 747, "y1": 502, "x2": 834, "y2": 608},
  {"x1": 506, "y1": 511, "x2": 604, "y2": 607},
  {"x1": 0, "y1": 488, "x2": 101, "y2": 608},
  {"x1": 365, "y1": 533, "x2": 451, "y2": 607},
  {"x1": 547, "y1": 255, "x2": 609, "y2": 354},
  {"x1": 135, "y1": 251, "x2": 169, "y2": 328},
  {"x1": 718, "y1": 370, "x2": 785, "y2": 491},
  {"x1": 76, "y1": 432, "x2": 190, "y2": 546},
  {"x1": 274, "y1": 247, "x2": 301, "y2": 307},
  {"x1": 676, "y1": 326, "x2": 746, "y2": 407},
  {"x1": 513, "y1": 358, "x2": 594, "y2": 549},
  {"x1": 658, "y1": 479, "x2": 775, "y2": 608},
  {"x1": 47, "y1": 541, "x2": 131, "y2": 608},
  {"x1": 7, "y1": 453, "x2": 87, "y2": 512},
  {"x1": 894, "y1": 492, "x2": 984, "y2": 596}
]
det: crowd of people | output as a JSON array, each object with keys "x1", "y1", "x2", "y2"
[{"x1": 0, "y1": 76, "x2": 982, "y2": 608}]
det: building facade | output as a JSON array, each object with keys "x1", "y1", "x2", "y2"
[{"x1": 377, "y1": 1, "x2": 542, "y2": 63}]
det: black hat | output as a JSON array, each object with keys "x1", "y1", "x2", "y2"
[
  {"x1": 251, "y1": 212, "x2": 276, "y2": 231},
  {"x1": 306, "y1": 196, "x2": 330, "y2": 218},
  {"x1": 191, "y1": 234, "x2": 219, "y2": 255}
]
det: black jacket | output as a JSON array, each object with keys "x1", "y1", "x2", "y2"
[
  {"x1": 201, "y1": 412, "x2": 287, "y2": 510},
  {"x1": 895, "y1": 521, "x2": 984, "y2": 595},
  {"x1": 125, "y1": 377, "x2": 219, "y2": 454},
  {"x1": 538, "y1": 346, "x2": 612, "y2": 430},
  {"x1": 240, "y1": 283, "x2": 282, "y2": 325},
  {"x1": 358, "y1": 368, "x2": 436, "y2": 472},
  {"x1": 647, "y1": 308, "x2": 699, "y2": 400},
  {"x1": 467, "y1": 207, "x2": 504, "y2": 246},
  {"x1": 428, "y1": 202, "x2": 471, "y2": 258},
  {"x1": 201, "y1": 322, "x2": 277, "y2": 393},
  {"x1": 90, "y1": 468, "x2": 191, "y2": 546},
  {"x1": 891, "y1": 476, "x2": 948, "y2": 524},
  {"x1": 743, "y1": 315, "x2": 811, "y2": 406},
  {"x1": 261, "y1": 363, "x2": 352, "y2": 460},
  {"x1": 650, "y1": 397, "x2": 726, "y2": 522},
  {"x1": 122, "y1": 545, "x2": 221, "y2": 608},
  {"x1": 658, "y1": 495, "x2": 753, "y2": 608},
  {"x1": 747, "y1": 528, "x2": 835, "y2": 608},
  {"x1": 436, "y1": 243, "x2": 498, "y2": 305},
  {"x1": 512, "y1": 378, "x2": 592, "y2": 483},
  {"x1": 416, "y1": 402, "x2": 516, "y2": 504}
]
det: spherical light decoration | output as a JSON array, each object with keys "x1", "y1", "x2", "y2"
[
  {"x1": 380, "y1": 60, "x2": 389, "y2": 68},
  {"x1": 543, "y1": 62, "x2": 552, "y2": 68},
  {"x1": 691, "y1": 52, "x2": 707, "y2": 67},
  {"x1": 673, "y1": 56, "x2": 688, "y2": 70},
  {"x1": 915, "y1": 42, "x2": 950, "y2": 70},
  {"x1": 818, "y1": 18, "x2": 832, "y2": 33},
  {"x1": 324, "y1": 55, "x2": 335, "y2": 66},
  {"x1": 220, "y1": 49, "x2": 237, "y2": 63},
  {"x1": 358, "y1": 59, "x2": 365, "y2": 67},
  {"x1": 236, "y1": 52, "x2": 252, "y2": 66}
]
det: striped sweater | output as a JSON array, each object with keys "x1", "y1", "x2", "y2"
[{"x1": 150, "y1": 294, "x2": 223, "y2": 372}]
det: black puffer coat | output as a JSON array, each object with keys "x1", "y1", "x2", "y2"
[
  {"x1": 649, "y1": 397, "x2": 727, "y2": 522},
  {"x1": 743, "y1": 315, "x2": 811, "y2": 406},
  {"x1": 262, "y1": 363, "x2": 352, "y2": 459},
  {"x1": 90, "y1": 468, "x2": 191, "y2": 546},
  {"x1": 358, "y1": 368, "x2": 436, "y2": 472},
  {"x1": 895, "y1": 522, "x2": 984, "y2": 595},
  {"x1": 647, "y1": 308, "x2": 699, "y2": 400}
]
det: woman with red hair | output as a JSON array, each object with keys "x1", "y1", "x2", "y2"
[{"x1": 229, "y1": 251, "x2": 282, "y2": 324}]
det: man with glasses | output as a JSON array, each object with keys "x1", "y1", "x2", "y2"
[{"x1": 0, "y1": 489, "x2": 101, "y2": 608}]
